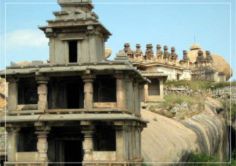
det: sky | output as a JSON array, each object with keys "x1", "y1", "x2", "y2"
[{"x1": 0, "y1": 0, "x2": 235, "y2": 80}]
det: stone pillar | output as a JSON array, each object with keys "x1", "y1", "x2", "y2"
[
  {"x1": 82, "y1": 75, "x2": 95, "y2": 109},
  {"x1": 36, "y1": 77, "x2": 49, "y2": 112},
  {"x1": 7, "y1": 78, "x2": 18, "y2": 112},
  {"x1": 126, "y1": 77, "x2": 134, "y2": 112},
  {"x1": 133, "y1": 82, "x2": 140, "y2": 116},
  {"x1": 35, "y1": 122, "x2": 50, "y2": 162},
  {"x1": 115, "y1": 122, "x2": 126, "y2": 161},
  {"x1": 136, "y1": 127, "x2": 141, "y2": 160},
  {"x1": 144, "y1": 84, "x2": 148, "y2": 102},
  {"x1": 135, "y1": 129, "x2": 139, "y2": 160},
  {"x1": 115, "y1": 74, "x2": 126, "y2": 109},
  {"x1": 159, "y1": 79, "x2": 164, "y2": 99},
  {"x1": 6, "y1": 126, "x2": 19, "y2": 162},
  {"x1": 81, "y1": 121, "x2": 94, "y2": 164}
]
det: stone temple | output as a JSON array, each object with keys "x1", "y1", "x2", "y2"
[
  {"x1": 120, "y1": 43, "x2": 232, "y2": 82},
  {"x1": 0, "y1": 0, "x2": 147, "y2": 165},
  {"x1": 0, "y1": 0, "x2": 233, "y2": 165}
]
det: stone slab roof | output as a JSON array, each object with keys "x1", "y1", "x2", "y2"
[
  {"x1": 0, "y1": 62, "x2": 148, "y2": 83},
  {"x1": 0, "y1": 114, "x2": 147, "y2": 124},
  {"x1": 141, "y1": 71, "x2": 168, "y2": 78}
]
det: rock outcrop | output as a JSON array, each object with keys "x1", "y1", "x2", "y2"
[{"x1": 141, "y1": 97, "x2": 228, "y2": 165}]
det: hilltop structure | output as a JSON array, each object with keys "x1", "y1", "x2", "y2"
[
  {"x1": 120, "y1": 43, "x2": 232, "y2": 82},
  {"x1": 0, "y1": 0, "x2": 147, "y2": 165},
  {"x1": 0, "y1": 0, "x2": 233, "y2": 165},
  {"x1": 116, "y1": 43, "x2": 232, "y2": 104}
]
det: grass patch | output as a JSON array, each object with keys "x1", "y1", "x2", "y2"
[
  {"x1": 165, "y1": 80, "x2": 214, "y2": 90},
  {"x1": 156, "y1": 94, "x2": 205, "y2": 119},
  {"x1": 161, "y1": 94, "x2": 204, "y2": 110}
]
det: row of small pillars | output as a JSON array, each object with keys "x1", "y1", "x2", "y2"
[
  {"x1": 7, "y1": 71, "x2": 129, "y2": 113},
  {"x1": 6, "y1": 120, "x2": 145, "y2": 165},
  {"x1": 123, "y1": 43, "x2": 214, "y2": 63}
]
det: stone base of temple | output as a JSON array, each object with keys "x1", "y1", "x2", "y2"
[{"x1": 4, "y1": 161, "x2": 143, "y2": 166}]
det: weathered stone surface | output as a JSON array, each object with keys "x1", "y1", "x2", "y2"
[{"x1": 141, "y1": 97, "x2": 228, "y2": 165}]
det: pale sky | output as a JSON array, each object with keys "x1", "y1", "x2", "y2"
[{"x1": 0, "y1": 0, "x2": 235, "y2": 80}]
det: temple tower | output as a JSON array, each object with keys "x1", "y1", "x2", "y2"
[
  {"x1": 40, "y1": 0, "x2": 111, "y2": 64},
  {"x1": 0, "y1": 0, "x2": 147, "y2": 165}
]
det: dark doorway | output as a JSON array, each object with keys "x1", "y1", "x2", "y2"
[
  {"x1": 67, "y1": 83, "x2": 80, "y2": 109},
  {"x1": 68, "y1": 40, "x2": 78, "y2": 63},
  {"x1": 48, "y1": 127, "x2": 83, "y2": 166},
  {"x1": 148, "y1": 79, "x2": 160, "y2": 96},
  {"x1": 64, "y1": 140, "x2": 83, "y2": 165},
  {"x1": 93, "y1": 123, "x2": 116, "y2": 151},
  {"x1": 18, "y1": 77, "x2": 38, "y2": 104},
  {"x1": 93, "y1": 75, "x2": 116, "y2": 102},
  {"x1": 48, "y1": 77, "x2": 84, "y2": 109},
  {"x1": 17, "y1": 127, "x2": 37, "y2": 152}
]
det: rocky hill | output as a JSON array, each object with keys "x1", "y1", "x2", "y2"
[{"x1": 141, "y1": 97, "x2": 228, "y2": 165}]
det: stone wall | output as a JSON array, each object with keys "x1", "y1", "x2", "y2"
[
  {"x1": 164, "y1": 86, "x2": 236, "y2": 102},
  {"x1": 164, "y1": 86, "x2": 209, "y2": 97},
  {"x1": 211, "y1": 86, "x2": 236, "y2": 104}
]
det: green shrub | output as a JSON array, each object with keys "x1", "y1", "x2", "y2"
[
  {"x1": 186, "y1": 152, "x2": 236, "y2": 165},
  {"x1": 186, "y1": 153, "x2": 219, "y2": 166}
]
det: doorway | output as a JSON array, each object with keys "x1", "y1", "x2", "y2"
[
  {"x1": 48, "y1": 127, "x2": 84, "y2": 166},
  {"x1": 66, "y1": 83, "x2": 80, "y2": 109},
  {"x1": 64, "y1": 140, "x2": 83, "y2": 165}
]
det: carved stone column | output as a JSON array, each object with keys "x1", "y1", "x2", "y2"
[
  {"x1": 159, "y1": 79, "x2": 164, "y2": 99},
  {"x1": 81, "y1": 121, "x2": 94, "y2": 164},
  {"x1": 35, "y1": 122, "x2": 50, "y2": 162},
  {"x1": 115, "y1": 73, "x2": 126, "y2": 110},
  {"x1": 144, "y1": 84, "x2": 148, "y2": 102},
  {"x1": 36, "y1": 76, "x2": 49, "y2": 112},
  {"x1": 7, "y1": 77, "x2": 18, "y2": 112},
  {"x1": 136, "y1": 124, "x2": 144, "y2": 162},
  {"x1": 82, "y1": 75, "x2": 95, "y2": 109},
  {"x1": 114, "y1": 121, "x2": 126, "y2": 161},
  {"x1": 6, "y1": 125, "x2": 19, "y2": 162},
  {"x1": 133, "y1": 81, "x2": 140, "y2": 116}
]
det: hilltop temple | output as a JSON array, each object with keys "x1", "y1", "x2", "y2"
[
  {"x1": 0, "y1": 0, "x2": 233, "y2": 165},
  {"x1": 113, "y1": 43, "x2": 232, "y2": 105},
  {"x1": 119, "y1": 43, "x2": 232, "y2": 82},
  {"x1": 0, "y1": 0, "x2": 147, "y2": 165}
]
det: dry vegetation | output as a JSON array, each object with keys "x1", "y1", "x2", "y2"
[
  {"x1": 165, "y1": 80, "x2": 236, "y2": 90},
  {"x1": 150, "y1": 94, "x2": 205, "y2": 120}
]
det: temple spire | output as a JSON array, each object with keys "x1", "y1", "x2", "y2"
[{"x1": 58, "y1": 0, "x2": 94, "y2": 10}]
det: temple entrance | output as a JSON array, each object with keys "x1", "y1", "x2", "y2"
[
  {"x1": 48, "y1": 127, "x2": 83, "y2": 166},
  {"x1": 64, "y1": 140, "x2": 83, "y2": 165}
]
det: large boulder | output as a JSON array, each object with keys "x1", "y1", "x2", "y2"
[{"x1": 141, "y1": 97, "x2": 228, "y2": 165}]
